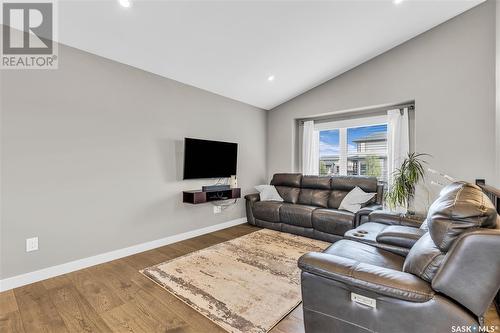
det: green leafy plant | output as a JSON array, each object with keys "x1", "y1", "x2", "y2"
[
  {"x1": 319, "y1": 160, "x2": 328, "y2": 176},
  {"x1": 385, "y1": 152, "x2": 429, "y2": 213},
  {"x1": 365, "y1": 155, "x2": 382, "y2": 178}
]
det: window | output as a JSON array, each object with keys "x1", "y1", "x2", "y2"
[
  {"x1": 318, "y1": 118, "x2": 388, "y2": 185},
  {"x1": 319, "y1": 129, "x2": 340, "y2": 176}
]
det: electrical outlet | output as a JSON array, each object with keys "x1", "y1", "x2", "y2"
[
  {"x1": 26, "y1": 237, "x2": 38, "y2": 252},
  {"x1": 213, "y1": 205, "x2": 222, "y2": 214}
]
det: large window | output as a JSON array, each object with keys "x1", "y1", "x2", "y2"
[{"x1": 318, "y1": 119, "x2": 388, "y2": 185}]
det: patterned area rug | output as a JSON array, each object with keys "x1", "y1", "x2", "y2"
[{"x1": 141, "y1": 229, "x2": 330, "y2": 333}]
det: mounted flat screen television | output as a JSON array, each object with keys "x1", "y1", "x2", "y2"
[{"x1": 183, "y1": 138, "x2": 238, "y2": 179}]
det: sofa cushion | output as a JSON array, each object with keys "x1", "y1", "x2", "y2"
[
  {"x1": 327, "y1": 190, "x2": 348, "y2": 209},
  {"x1": 275, "y1": 186, "x2": 300, "y2": 204},
  {"x1": 403, "y1": 233, "x2": 444, "y2": 283},
  {"x1": 271, "y1": 173, "x2": 302, "y2": 187},
  {"x1": 331, "y1": 175, "x2": 378, "y2": 193},
  {"x1": 376, "y1": 225, "x2": 426, "y2": 248},
  {"x1": 253, "y1": 201, "x2": 283, "y2": 222},
  {"x1": 324, "y1": 239, "x2": 404, "y2": 271},
  {"x1": 280, "y1": 203, "x2": 316, "y2": 228},
  {"x1": 402, "y1": 182, "x2": 498, "y2": 283},
  {"x1": 298, "y1": 189, "x2": 330, "y2": 208},
  {"x1": 427, "y1": 182, "x2": 497, "y2": 251},
  {"x1": 301, "y1": 176, "x2": 331, "y2": 189},
  {"x1": 312, "y1": 209, "x2": 355, "y2": 236}
]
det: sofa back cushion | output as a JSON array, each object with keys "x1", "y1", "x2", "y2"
[
  {"x1": 270, "y1": 173, "x2": 302, "y2": 187},
  {"x1": 301, "y1": 176, "x2": 331, "y2": 189},
  {"x1": 275, "y1": 187, "x2": 300, "y2": 204},
  {"x1": 331, "y1": 176, "x2": 378, "y2": 192},
  {"x1": 427, "y1": 182, "x2": 497, "y2": 251},
  {"x1": 328, "y1": 191, "x2": 349, "y2": 209},
  {"x1": 403, "y1": 182, "x2": 498, "y2": 283},
  {"x1": 298, "y1": 176, "x2": 331, "y2": 207},
  {"x1": 403, "y1": 233, "x2": 445, "y2": 282},
  {"x1": 298, "y1": 189, "x2": 330, "y2": 208},
  {"x1": 271, "y1": 173, "x2": 302, "y2": 204}
]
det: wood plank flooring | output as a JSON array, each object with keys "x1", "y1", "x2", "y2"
[{"x1": 0, "y1": 223, "x2": 498, "y2": 333}]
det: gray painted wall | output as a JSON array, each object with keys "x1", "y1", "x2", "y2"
[
  {"x1": 496, "y1": 0, "x2": 500, "y2": 187},
  {"x1": 268, "y1": 1, "x2": 496, "y2": 205},
  {"x1": 0, "y1": 44, "x2": 267, "y2": 279}
]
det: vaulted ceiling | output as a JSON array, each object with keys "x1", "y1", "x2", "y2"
[{"x1": 57, "y1": 0, "x2": 484, "y2": 110}]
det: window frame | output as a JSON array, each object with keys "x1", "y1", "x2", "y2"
[{"x1": 314, "y1": 115, "x2": 388, "y2": 131}]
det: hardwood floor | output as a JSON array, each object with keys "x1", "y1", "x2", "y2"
[{"x1": 0, "y1": 223, "x2": 498, "y2": 332}]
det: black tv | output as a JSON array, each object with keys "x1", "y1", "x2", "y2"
[{"x1": 183, "y1": 138, "x2": 238, "y2": 179}]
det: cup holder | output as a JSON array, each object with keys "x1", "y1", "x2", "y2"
[
  {"x1": 353, "y1": 233, "x2": 365, "y2": 238},
  {"x1": 357, "y1": 230, "x2": 368, "y2": 234}
]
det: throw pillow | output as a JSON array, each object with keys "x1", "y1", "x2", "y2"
[
  {"x1": 419, "y1": 218, "x2": 429, "y2": 232},
  {"x1": 339, "y1": 186, "x2": 376, "y2": 213},
  {"x1": 255, "y1": 185, "x2": 284, "y2": 202}
]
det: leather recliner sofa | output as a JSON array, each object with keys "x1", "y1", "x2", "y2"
[
  {"x1": 298, "y1": 182, "x2": 500, "y2": 333},
  {"x1": 245, "y1": 173, "x2": 384, "y2": 242}
]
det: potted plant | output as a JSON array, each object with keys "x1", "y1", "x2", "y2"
[{"x1": 385, "y1": 152, "x2": 428, "y2": 214}]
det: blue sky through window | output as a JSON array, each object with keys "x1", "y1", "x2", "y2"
[{"x1": 320, "y1": 124, "x2": 387, "y2": 157}]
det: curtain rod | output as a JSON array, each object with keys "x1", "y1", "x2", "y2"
[{"x1": 297, "y1": 102, "x2": 415, "y2": 125}]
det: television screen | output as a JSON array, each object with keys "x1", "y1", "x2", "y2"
[{"x1": 183, "y1": 138, "x2": 238, "y2": 179}]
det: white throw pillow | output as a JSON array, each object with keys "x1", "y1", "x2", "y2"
[
  {"x1": 255, "y1": 185, "x2": 284, "y2": 202},
  {"x1": 339, "y1": 186, "x2": 376, "y2": 213}
]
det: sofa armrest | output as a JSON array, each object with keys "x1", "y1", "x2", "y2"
[
  {"x1": 368, "y1": 210, "x2": 425, "y2": 228},
  {"x1": 245, "y1": 193, "x2": 260, "y2": 225},
  {"x1": 244, "y1": 193, "x2": 260, "y2": 203},
  {"x1": 298, "y1": 252, "x2": 434, "y2": 302},
  {"x1": 355, "y1": 204, "x2": 382, "y2": 227},
  {"x1": 376, "y1": 225, "x2": 426, "y2": 249}
]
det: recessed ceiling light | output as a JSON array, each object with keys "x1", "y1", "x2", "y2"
[
  {"x1": 393, "y1": 0, "x2": 404, "y2": 4},
  {"x1": 119, "y1": 0, "x2": 131, "y2": 8},
  {"x1": 267, "y1": 75, "x2": 275, "y2": 82}
]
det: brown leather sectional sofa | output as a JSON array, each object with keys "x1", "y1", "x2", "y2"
[
  {"x1": 245, "y1": 173, "x2": 384, "y2": 242},
  {"x1": 298, "y1": 181, "x2": 500, "y2": 332}
]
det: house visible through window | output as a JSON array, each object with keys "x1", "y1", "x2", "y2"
[{"x1": 319, "y1": 122, "x2": 388, "y2": 185}]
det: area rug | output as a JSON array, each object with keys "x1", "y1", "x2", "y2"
[{"x1": 141, "y1": 229, "x2": 330, "y2": 333}]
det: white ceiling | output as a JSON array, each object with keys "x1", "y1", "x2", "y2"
[{"x1": 57, "y1": 0, "x2": 484, "y2": 110}]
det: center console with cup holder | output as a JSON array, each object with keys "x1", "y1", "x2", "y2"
[{"x1": 344, "y1": 211, "x2": 427, "y2": 256}]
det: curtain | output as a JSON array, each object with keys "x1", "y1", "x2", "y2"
[
  {"x1": 387, "y1": 108, "x2": 410, "y2": 187},
  {"x1": 302, "y1": 120, "x2": 319, "y2": 175}
]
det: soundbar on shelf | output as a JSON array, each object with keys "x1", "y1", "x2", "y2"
[{"x1": 202, "y1": 184, "x2": 231, "y2": 192}]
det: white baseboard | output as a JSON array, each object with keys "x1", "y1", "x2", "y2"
[{"x1": 0, "y1": 217, "x2": 247, "y2": 292}]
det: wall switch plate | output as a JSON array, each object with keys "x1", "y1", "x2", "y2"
[
  {"x1": 26, "y1": 237, "x2": 38, "y2": 252},
  {"x1": 213, "y1": 205, "x2": 222, "y2": 214}
]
